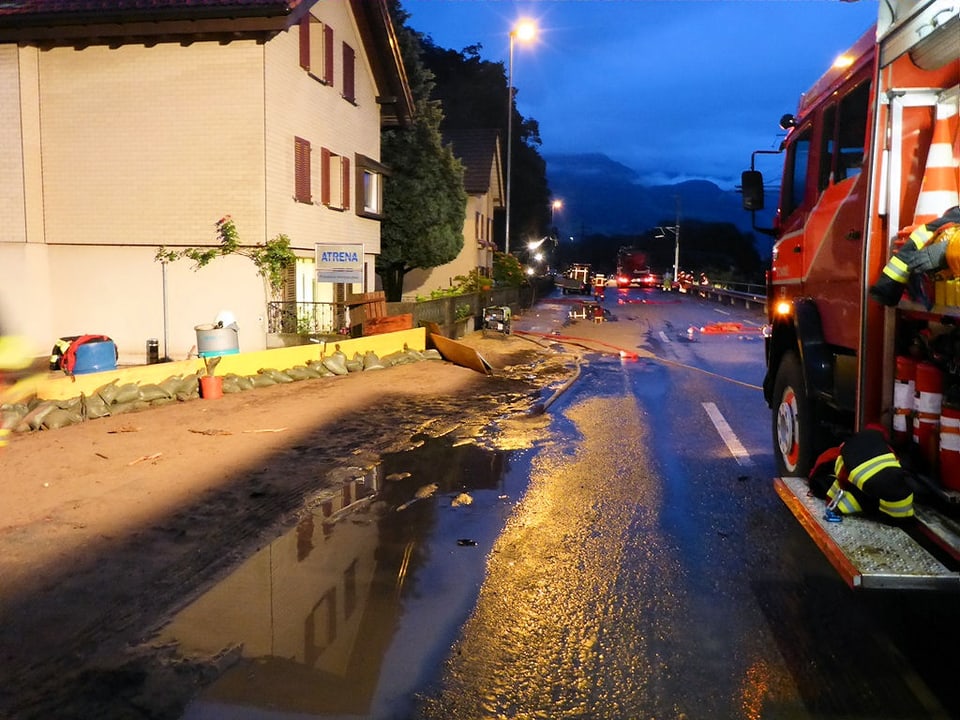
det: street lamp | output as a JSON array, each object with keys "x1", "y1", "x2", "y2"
[
  {"x1": 505, "y1": 18, "x2": 537, "y2": 256},
  {"x1": 655, "y1": 224, "x2": 680, "y2": 286},
  {"x1": 551, "y1": 198, "x2": 563, "y2": 223}
]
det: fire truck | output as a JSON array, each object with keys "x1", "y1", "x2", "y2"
[{"x1": 742, "y1": 0, "x2": 960, "y2": 590}]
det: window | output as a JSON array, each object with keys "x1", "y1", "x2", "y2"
[
  {"x1": 300, "y1": 14, "x2": 333, "y2": 84},
  {"x1": 835, "y1": 80, "x2": 870, "y2": 182},
  {"x1": 818, "y1": 79, "x2": 871, "y2": 191},
  {"x1": 342, "y1": 42, "x2": 356, "y2": 103},
  {"x1": 321, "y1": 147, "x2": 350, "y2": 210},
  {"x1": 294, "y1": 136, "x2": 311, "y2": 204},
  {"x1": 362, "y1": 169, "x2": 381, "y2": 214},
  {"x1": 355, "y1": 154, "x2": 388, "y2": 219},
  {"x1": 782, "y1": 126, "x2": 812, "y2": 219}
]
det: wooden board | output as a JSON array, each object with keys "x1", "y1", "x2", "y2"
[{"x1": 429, "y1": 333, "x2": 493, "y2": 375}]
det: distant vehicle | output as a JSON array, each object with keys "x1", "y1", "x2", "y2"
[
  {"x1": 616, "y1": 247, "x2": 649, "y2": 288},
  {"x1": 555, "y1": 263, "x2": 592, "y2": 295}
]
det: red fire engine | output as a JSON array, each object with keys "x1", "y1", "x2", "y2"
[{"x1": 743, "y1": 0, "x2": 960, "y2": 590}]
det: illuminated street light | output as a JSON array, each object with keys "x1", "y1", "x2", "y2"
[
  {"x1": 551, "y1": 198, "x2": 563, "y2": 223},
  {"x1": 505, "y1": 18, "x2": 538, "y2": 256}
]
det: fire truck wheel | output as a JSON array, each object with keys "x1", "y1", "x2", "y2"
[{"x1": 772, "y1": 351, "x2": 815, "y2": 477}]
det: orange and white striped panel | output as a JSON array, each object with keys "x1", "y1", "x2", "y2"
[{"x1": 914, "y1": 86, "x2": 960, "y2": 227}]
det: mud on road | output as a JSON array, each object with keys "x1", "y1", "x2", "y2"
[{"x1": 0, "y1": 333, "x2": 576, "y2": 720}]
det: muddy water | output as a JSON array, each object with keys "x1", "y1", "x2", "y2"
[{"x1": 161, "y1": 422, "x2": 552, "y2": 720}]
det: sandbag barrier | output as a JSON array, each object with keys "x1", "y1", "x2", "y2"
[{"x1": 0, "y1": 347, "x2": 442, "y2": 435}]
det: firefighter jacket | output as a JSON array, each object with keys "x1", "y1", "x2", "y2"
[
  {"x1": 824, "y1": 429, "x2": 915, "y2": 521},
  {"x1": 870, "y1": 206, "x2": 960, "y2": 307}
]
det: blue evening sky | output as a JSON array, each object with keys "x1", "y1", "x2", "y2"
[{"x1": 403, "y1": 0, "x2": 880, "y2": 188}]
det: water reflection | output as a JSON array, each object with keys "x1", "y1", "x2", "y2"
[{"x1": 161, "y1": 435, "x2": 535, "y2": 720}]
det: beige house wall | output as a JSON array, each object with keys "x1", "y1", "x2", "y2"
[
  {"x1": 0, "y1": 0, "x2": 391, "y2": 363},
  {"x1": 264, "y1": 1, "x2": 384, "y2": 300},
  {"x1": 403, "y1": 157, "x2": 501, "y2": 301}
]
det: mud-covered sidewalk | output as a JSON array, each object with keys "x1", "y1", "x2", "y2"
[{"x1": 0, "y1": 331, "x2": 577, "y2": 720}]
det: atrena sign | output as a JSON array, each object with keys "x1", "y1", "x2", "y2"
[{"x1": 315, "y1": 243, "x2": 363, "y2": 284}]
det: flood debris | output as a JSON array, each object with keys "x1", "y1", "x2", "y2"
[
  {"x1": 452, "y1": 492, "x2": 474, "y2": 507},
  {"x1": 396, "y1": 482, "x2": 439, "y2": 511}
]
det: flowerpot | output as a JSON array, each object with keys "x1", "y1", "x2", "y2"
[{"x1": 199, "y1": 375, "x2": 223, "y2": 400}]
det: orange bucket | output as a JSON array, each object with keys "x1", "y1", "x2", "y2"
[{"x1": 199, "y1": 375, "x2": 223, "y2": 400}]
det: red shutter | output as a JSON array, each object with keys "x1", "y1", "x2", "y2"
[
  {"x1": 320, "y1": 147, "x2": 331, "y2": 206},
  {"x1": 323, "y1": 25, "x2": 334, "y2": 85},
  {"x1": 342, "y1": 43, "x2": 355, "y2": 102},
  {"x1": 342, "y1": 156, "x2": 351, "y2": 209},
  {"x1": 294, "y1": 136, "x2": 311, "y2": 203},
  {"x1": 299, "y1": 16, "x2": 310, "y2": 70}
]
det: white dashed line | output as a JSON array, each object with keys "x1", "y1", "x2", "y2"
[
  {"x1": 702, "y1": 401, "x2": 753, "y2": 466},
  {"x1": 659, "y1": 330, "x2": 671, "y2": 343}
]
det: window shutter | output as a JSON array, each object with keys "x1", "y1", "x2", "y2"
[
  {"x1": 282, "y1": 263, "x2": 297, "y2": 303},
  {"x1": 323, "y1": 25, "x2": 334, "y2": 85},
  {"x1": 342, "y1": 43, "x2": 355, "y2": 102},
  {"x1": 342, "y1": 156, "x2": 350, "y2": 210},
  {"x1": 294, "y1": 136, "x2": 311, "y2": 203},
  {"x1": 320, "y1": 147, "x2": 331, "y2": 205},
  {"x1": 299, "y1": 16, "x2": 310, "y2": 70}
]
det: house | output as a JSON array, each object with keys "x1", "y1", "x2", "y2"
[
  {"x1": 0, "y1": 0, "x2": 412, "y2": 364},
  {"x1": 402, "y1": 128, "x2": 503, "y2": 300}
]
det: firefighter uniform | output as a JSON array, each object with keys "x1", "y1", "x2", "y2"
[
  {"x1": 870, "y1": 206, "x2": 960, "y2": 307},
  {"x1": 824, "y1": 429, "x2": 915, "y2": 522}
]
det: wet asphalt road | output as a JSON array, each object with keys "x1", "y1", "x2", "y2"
[{"x1": 168, "y1": 287, "x2": 960, "y2": 720}]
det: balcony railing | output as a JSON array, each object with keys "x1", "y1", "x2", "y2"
[{"x1": 266, "y1": 301, "x2": 354, "y2": 336}]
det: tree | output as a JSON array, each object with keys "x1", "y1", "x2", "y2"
[
  {"x1": 420, "y1": 39, "x2": 552, "y2": 247},
  {"x1": 378, "y1": 1, "x2": 468, "y2": 301}
]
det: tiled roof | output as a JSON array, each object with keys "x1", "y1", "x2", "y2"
[
  {"x1": 444, "y1": 128, "x2": 501, "y2": 196},
  {"x1": 0, "y1": 0, "x2": 307, "y2": 35},
  {"x1": 0, "y1": 0, "x2": 299, "y2": 16}
]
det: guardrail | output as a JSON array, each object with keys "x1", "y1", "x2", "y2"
[{"x1": 684, "y1": 281, "x2": 767, "y2": 311}]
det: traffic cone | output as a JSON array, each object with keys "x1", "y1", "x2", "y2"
[{"x1": 913, "y1": 90, "x2": 959, "y2": 228}]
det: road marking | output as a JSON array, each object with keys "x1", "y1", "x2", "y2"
[
  {"x1": 702, "y1": 402, "x2": 753, "y2": 466},
  {"x1": 658, "y1": 330, "x2": 671, "y2": 343},
  {"x1": 713, "y1": 307, "x2": 731, "y2": 316}
]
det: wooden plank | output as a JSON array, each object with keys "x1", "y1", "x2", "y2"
[
  {"x1": 364, "y1": 314, "x2": 414, "y2": 335},
  {"x1": 429, "y1": 333, "x2": 492, "y2": 375}
]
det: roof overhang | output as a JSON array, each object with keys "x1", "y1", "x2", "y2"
[{"x1": 0, "y1": 1, "x2": 313, "y2": 47}]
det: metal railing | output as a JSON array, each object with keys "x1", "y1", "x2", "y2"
[
  {"x1": 266, "y1": 301, "x2": 353, "y2": 336},
  {"x1": 688, "y1": 280, "x2": 767, "y2": 310},
  {"x1": 266, "y1": 282, "x2": 548, "y2": 339}
]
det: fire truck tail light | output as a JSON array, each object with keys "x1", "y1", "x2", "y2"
[{"x1": 775, "y1": 300, "x2": 793, "y2": 317}]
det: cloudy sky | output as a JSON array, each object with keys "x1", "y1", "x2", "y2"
[{"x1": 403, "y1": 0, "x2": 880, "y2": 188}]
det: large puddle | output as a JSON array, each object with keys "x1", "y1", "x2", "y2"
[{"x1": 159, "y1": 425, "x2": 549, "y2": 720}]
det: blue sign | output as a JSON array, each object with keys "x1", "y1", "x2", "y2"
[{"x1": 315, "y1": 243, "x2": 364, "y2": 284}]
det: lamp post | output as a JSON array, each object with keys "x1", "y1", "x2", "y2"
[
  {"x1": 550, "y1": 198, "x2": 563, "y2": 224},
  {"x1": 505, "y1": 18, "x2": 537, "y2": 256},
  {"x1": 655, "y1": 224, "x2": 680, "y2": 286}
]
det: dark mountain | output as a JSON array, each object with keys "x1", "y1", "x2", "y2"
[{"x1": 544, "y1": 152, "x2": 773, "y2": 247}]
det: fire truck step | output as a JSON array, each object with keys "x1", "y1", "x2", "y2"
[{"x1": 774, "y1": 476, "x2": 960, "y2": 591}]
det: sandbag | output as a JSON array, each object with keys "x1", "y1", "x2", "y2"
[
  {"x1": 322, "y1": 352, "x2": 349, "y2": 376},
  {"x1": 96, "y1": 380, "x2": 120, "y2": 405},
  {"x1": 112, "y1": 383, "x2": 141, "y2": 405},
  {"x1": 249, "y1": 374, "x2": 277, "y2": 388},
  {"x1": 362, "y1": 351, "x2": 385, "y2": 370},
  {"x1": 259, "y1": 368, "x2": 294, "y2": 384},
  {"x1": 285, "y1": 365, "x2": 318, "y2": 381},
  {"x1": 82, "y1": 392, "x2": 111, "y2": 420},
  {"x1": 138, "y1": 384, "x2": 171, "y2": 402},
  {"x1": 43, "y1": 408, "x2": 83, "y2": 430},
  {"x1": 24, "y1": 402, "x2": 58, "y2": 431}
]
